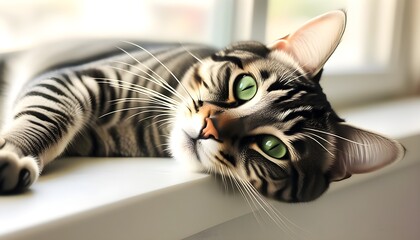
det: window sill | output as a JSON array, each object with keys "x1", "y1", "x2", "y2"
[{"x1": 1, "y1": 97, "x2": 419, "y2": 240}]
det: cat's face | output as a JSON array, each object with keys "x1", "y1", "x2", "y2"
[
  {"x1": 169, "y1": 10, "x2": 404, "y2": 202},
  {"x1": 170, "y1": 42, "x2": 338, "y2": 202}
]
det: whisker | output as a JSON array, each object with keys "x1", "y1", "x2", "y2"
[
  {"x1": 109, "y1": 63, "x2": 189, "y2": 105},
  {"x1": 121, "y1": 41, "x2": 197, "y2": 105},
  {"x1": 243, "y1": 182, "x2": 291, "y2": 231},
  {"x1": 284, "y1": 70, "x2": 306, "y2": 85},
  {"x1": 224, "y1": 168, "x2": 312, "y2": 239},
  {"x1": 134, "y1": 112, "x2": 175, "y2": 125},
  {"x1": 304, "y1": 127, "x2": 368, "y2": 146},
  {"x1": 99, "y1": 78, "x2": 179, "y2": 105},
  {"x1": 97, "y1": 78, "x2": 181, "y2": 107},
  {"x1": 301, "y1": 133, "x2": 334, "y2": 156},
  {"x1": 100, "y1": 105, "x2": 175, "y2": 119},
  {"x1": 120, "y1": 109, "x2": 174, "y2": 123},
  {"x1": 281, "y1": 61, "x2": 313, "y2": 85},
  {"x1": 109, "y1": 97, "x2": 177, "y2": 110},
  {"x1": 98, "y1": 80, "x2": 176, "y2": 105},
  {"x1": 179, "y1": 42, "x2": 203, "y2": 64},
  {"x1": 113, "y1": 47, "x2": 196, "y2": 112},
  {"x1": 219, "y1": 165, "x2": 229, "y2": 193},
  {"x1": 109, "y1": 96, "x2": 176, "y2": 106},
  {"x1": 144, "y1": 115, "x2": 175, "y2": 129},
  {"x1": 305, "y1": 132, "x2": 335, "y2": 146},
  {"x1": 226, "y1": 169, "x2": 274, "y2": 228},
  {"x1": 235, "y1": 175, "x2": 305, "y2": 238},
  {"x1": 156, "y1": 119, "x2": 175, "y2": 129},
  {"x1": 279, "y1": 69, "x2": 295, "y2": 84},
  {"x1": 159, "y1": 143, "x2": 172, "y2": 153},
  {"x1": 226, "y1": 169, "x2": 261, "y2": 214}
]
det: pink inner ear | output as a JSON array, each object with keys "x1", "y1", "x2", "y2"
[
  {"x1": 273, "y1": 39, "x2": 289, "y2": 51},
  {"x1": 267, "y1": 10, "x2": 346, "y2": 77}
]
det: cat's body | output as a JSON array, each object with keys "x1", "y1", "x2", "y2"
[
  {"x1": 0, "y1": 42, "x2": 214, "y2": 187},
  {"x1": 0, "y1": 11, "x2": 404, "y2": 202}
]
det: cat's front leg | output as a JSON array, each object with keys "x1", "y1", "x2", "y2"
[{"x1": 0, "y1": 71, "x2": 96, "y2": 193}]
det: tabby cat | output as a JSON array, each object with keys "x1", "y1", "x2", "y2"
[{"x1": 0, "y1": 10, "x2": 404, "y2": 202}]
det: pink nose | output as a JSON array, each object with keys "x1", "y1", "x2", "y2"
[{"x1": 200, "y1": 117, "x2": 220, "y2": 140}]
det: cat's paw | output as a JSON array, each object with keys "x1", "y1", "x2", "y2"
[{"x1": 0, "y1": 148, "x2": 40, "y2": 194}]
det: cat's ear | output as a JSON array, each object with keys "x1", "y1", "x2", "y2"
[
  {"x1": 268, "y1": 10, "x2": 346, "y2": 77},
  {"x1": 329, "y1": 123, "x2": 405, "y2": 181}
]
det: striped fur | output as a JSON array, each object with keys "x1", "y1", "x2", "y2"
[
  {"x1": 0, "y1": 11, "x2": 404, "y2": 203},
  {"x1": 0, "y1": 43, "x2": 216, "y2": 192}
]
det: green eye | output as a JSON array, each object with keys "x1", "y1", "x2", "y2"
[
  {"x1": 234, "y1": 75, "x2": 257, "y2": 101},
  {"x1": 259, "y1": 135, "x2": 288, "y2": 159}
]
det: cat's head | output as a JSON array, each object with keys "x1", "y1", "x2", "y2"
[{"x1": 169, "y1": 10, "x2": 404, "y2": 202}]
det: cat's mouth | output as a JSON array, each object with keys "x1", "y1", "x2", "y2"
[
  {"x1": 181, "y1": 127, "x2": 223, "y2": 168},
  {"x1": 170, "y1": 111, "x2": 228, "y2": 170}
]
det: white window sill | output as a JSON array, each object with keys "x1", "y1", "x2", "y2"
[{"x1": 1, "y1": 97, "x2": 420, "y2": 240}]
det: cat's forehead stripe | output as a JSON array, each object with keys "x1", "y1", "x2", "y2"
[
  {"x1": 259, "y1": 70, "x2": 270, "y2": 79},
  {"x1": 210, "y1": 54, "x2": 243, "y2": 69},
  {"x1": 228, "y1": 41, "x2": 270, "y2": 58},
  {"x1": 212, "y1": 42, "x2": 271, "y2": 70}
]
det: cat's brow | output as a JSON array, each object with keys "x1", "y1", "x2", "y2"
[{"x1": 210, "y1": 54, "x2": 243, "y2": 69}]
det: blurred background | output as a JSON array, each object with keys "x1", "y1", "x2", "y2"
[{"x1": 0, "y1": 0, "x2": 418, "y2": 108}]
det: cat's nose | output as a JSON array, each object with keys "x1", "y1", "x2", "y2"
[{"x1": 199, "y1": 117, "x2": 220, "y2": 141}]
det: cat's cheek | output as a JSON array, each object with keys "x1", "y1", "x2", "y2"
[
  {"x1": 196, "y1": 140, "x2": 220, "y2": 169},
  {"x1": 168, "y1": 127, "x2": 204, "y2": 172},
  {"x1": 179, "y1": 113, "x2": 202, "y2": 139}
]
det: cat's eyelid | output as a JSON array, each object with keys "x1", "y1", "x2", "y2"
[{"x1": 250, "y1": 143, "x2": 290, "y2": 165}]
